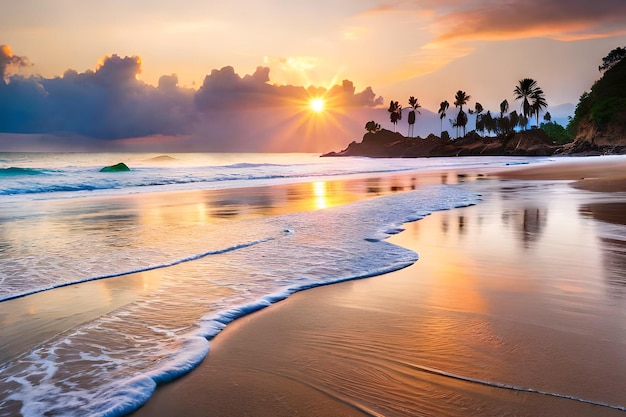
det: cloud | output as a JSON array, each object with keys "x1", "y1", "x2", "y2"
[
  {"x1": 0, "y1": 46, "x2": 382, "y2": 151},
  {"x1": 0, "y1": 44, "x2": 30, "y2": 81},
  {"x1": 194, "y1": 65, "x2": 382, "y2": 111},
  {"x1": 376, "y1": 0, "x2": 626, "y2": 44}
]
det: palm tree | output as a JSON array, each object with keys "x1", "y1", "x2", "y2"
[
  {"x1": 407, "y1": 96, "x2": 421, "y2": 137},
  {"x1": 514, "y1": 78, "x2": 543, "y2": 130},
  {"x1": 456, "y1": 110, "x2": 468, "y2": 137},
  {"x1": 531, "y1": 89, "x2": 547, "y2": 128},
  {"x1": 387, "y1": 100, "x2": 402, "y2": 132},
  {"x1": 469, "y1": 102, "x2": 483, "y2": 134},
  {"x1": 483, "y1": 111, "x2": 495, "y2": 136},
  {"x1": 500, "y1": 99, "x2": 509, "y2": 118},
  {"x1": 438, "y1": 100, "x2": 449, "y2": 135},
  {"x1": 453, "y1": 90, "x2": 471, "y2": 137},
  {"x1": 509, "y1": 110, "x2": 520, "y2": 131}
]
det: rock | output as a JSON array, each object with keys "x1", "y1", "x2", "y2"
[
  {"x1": 100, "y1": 162, "x2": 131, "y2": 172},
  {"x1": 322, "y1": 129, "x2": 560, "y2": 158}
]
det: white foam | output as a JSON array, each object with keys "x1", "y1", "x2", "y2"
[{"x1": 0, "y1": 184, "x2": 481, "y2": 417}]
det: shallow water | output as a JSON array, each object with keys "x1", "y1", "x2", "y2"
[
  {"x1": 2, "y1": 153, "x2": 624, "y2": 417},
  {"x1": 0, "y1": 153, "x2": 499, "y2": 417},
  {"x1": 158, "y1": 178, "x2": 626, "y2": 417}
]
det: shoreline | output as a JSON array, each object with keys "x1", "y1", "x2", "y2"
[{"x1": 131, "y1": 156, "x2": 626, "y2": 416}]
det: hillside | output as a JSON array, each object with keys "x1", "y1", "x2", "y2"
[{"x1": 565, "y1": 54, "x2": 626, "y2": 153}]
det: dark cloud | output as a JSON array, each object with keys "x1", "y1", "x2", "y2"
[
  {"x1": 0, "y1": 54, "x2": 196, "y2": 139},
  {"x1": 0, "y1": 46, "x2": 382, "y2": 150},
  {"x1": 194, "y1": 66, "x2": 382, "y2": 110}
]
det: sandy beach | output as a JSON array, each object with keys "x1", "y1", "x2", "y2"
[{"x1": 127, "y1": 157, "x2": 626, "y2": 417}]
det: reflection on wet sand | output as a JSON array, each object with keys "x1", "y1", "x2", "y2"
[
  {"x1": 133, "y1": 179, "x2": 626, "y2": 417},
  {"x1": 579, "y1": 202, "x2": 626, "y2": 299},
  {"x1": 0, "y1": 270, "x2": 161, "y2": 363}
]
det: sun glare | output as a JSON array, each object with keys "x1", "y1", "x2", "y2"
[{"x1": 309, "y1": 98, "x2": 325, "y2": 113}]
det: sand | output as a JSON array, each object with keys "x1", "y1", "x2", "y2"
[{"x1": 130, "y1": 157, "x2": 626, "y2": 417}]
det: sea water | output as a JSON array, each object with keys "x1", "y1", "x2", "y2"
[{"x1": 0, "y1": 153, "x2": 538, "y2": 416}]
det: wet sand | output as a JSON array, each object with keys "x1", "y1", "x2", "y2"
[{"x1": 131, "y1": 157, "x2": 626, "y2": 417}]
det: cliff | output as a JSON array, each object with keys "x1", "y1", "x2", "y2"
[{"x1": 564, "y1": 55, "x2": 626, "y2": 154}]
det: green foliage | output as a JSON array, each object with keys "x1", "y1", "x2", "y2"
[
  {"x1": 540, "y1": 122, "x2": 572, "y2": 145},
  {"x1": 569, "y1": 52, "x2": 626, "y2": 135},
  {"x1": 592, "y1": 97, "x2": 626, "y2": 127},
  {"x1": 567, "y1": 91, "x2": 591, "y2": 136},
  {"x1": 441, "y1": 130, "x2": 450, "y2": 141},
  {"x1": 599, "y1": 46, "x2": 626, "y2": 72}
]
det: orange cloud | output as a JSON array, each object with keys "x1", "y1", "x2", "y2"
[
  {"x1": 0, "y1": 44, "x2": 30, "y2": 80},
  {"x1": 365, "y1": 0, "x2": 626, "y2": 44},
  {"x1": 429, "y1": 0, "x2": 626, "y2": 43}
]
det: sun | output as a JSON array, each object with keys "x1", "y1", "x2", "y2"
[{"x1": 309, "y1": 98, "x2": 325, "y2": 113}]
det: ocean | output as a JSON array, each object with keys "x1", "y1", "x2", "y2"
[{"x1": 0, "y1": 152, "x2": 550, "y2": 416}]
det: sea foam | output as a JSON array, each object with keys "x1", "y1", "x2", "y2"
[{"x1": 0, "y1": 184, "x2": 480, "y2": 417}]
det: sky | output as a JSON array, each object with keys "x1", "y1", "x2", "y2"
[{"x1": 1, "y1": 0, "x2": 626, "y2": 152}]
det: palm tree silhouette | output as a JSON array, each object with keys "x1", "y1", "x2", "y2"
[
  {"x1": 438, "y1": 100, "x2": 449, "y2": 136},
  {"x1": 407, "y1": 96, "x2": 421, "y2": 137},
  {"x1": 453, "y1": 90, "x2": 471, "y2": 137},
  {"x1": 387, "y1": 101, "x2": 402, "y2": 132},
  {"x1": 514, "y1": 78, "x2": 544, "y2": 130},
  {"x1": 469, "y1": 102, "x2": 483, "y2": 135},
  {"x1": 531, "y1": 89, "x2": 547, "y2": 128},
  {"x1": 500, "y1": 99, "x2": 509, "y2": 118}
]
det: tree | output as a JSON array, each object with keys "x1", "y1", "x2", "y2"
[
  {"x1": 541, "y1": 121, "x2": 572, "y2": 144},
  {"x1": 407, "y1": 96, "x2": 421, "y2": 137},
  {"x1": 456, "y1": 110, "x2": 468, "y2": 137},
  {"x1": 543, "y1": 112, "x2": 552, "y2": 122},
  {"x1": 514, "y1": 78, "x2": 543, "y2": 130},
  {"x1": 469, "y1": 102, "x2": 483, "y2": 134},
  {"x1": 531, "y1": 89, "x2": 548, "y2": 128},
  {"x1": 500, "y1": 99, "x2": 509, "y2": 118},
  {"x1": 483, "y1": 111, "x2": 495, "y2": 135},
  {"x1": 453, "y1": 90, "x2": 471, "y2": 137},
  {"x1": 365, "y1": 120, "x2": 381, "y2": 133},
  {"x1": 387, "y1": 100, "x2": 402, "y2": 132},
  {"x1": 599, "y1": 46, "x2": 626, "y2": 72},
  {"x1": 509, "y1": 110, "x2": 520, "y2": 131},
  {"x1": 519, "y1": 114, "x2": 528, "y2": 131},
  {"x1": 438, "y1": 100, "x2": 450, "y2": 135}
]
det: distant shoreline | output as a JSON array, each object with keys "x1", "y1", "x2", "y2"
[{"x1": 322, "y1": 128, "x2": 626, "y2": 158}]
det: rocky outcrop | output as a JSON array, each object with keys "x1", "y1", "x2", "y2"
[
  {"x1": 321, "y1": 129, "x2": 560, "y2": 158},
  {"x1": 100, "y1": 162, "x2": 131, "y2": 172}
]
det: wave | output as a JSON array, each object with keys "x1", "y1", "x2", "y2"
[
  {"x1": 0, "y1": 165, "x2": 419, "y2": 196},
  {"x1": 0, "y1": 236, "x2": 278, "y2": 303},
  {"x1": 0, "y1": 167, "x2": 45, "y2": 176},
  {"x1": 222, "y1": 162, "x2": 289, "y2": 169},
  {"x1": 0, "y1": 185, "x2": 482, "y2": 417}
]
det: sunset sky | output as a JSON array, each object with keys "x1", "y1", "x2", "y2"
[{"x1": 2, "y1": 0, "x2": 626, "y2": 152}]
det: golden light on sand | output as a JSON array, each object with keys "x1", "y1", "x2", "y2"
[
  {"x1": 312, "y1": 181, "x2": 328, "y2": 209},
  {"x1": 309, "y1": 98, "x2": 325, "y2": 113}
]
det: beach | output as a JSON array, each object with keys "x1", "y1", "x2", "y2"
[
  {"x1": 1, "y1": 154, "x2": 626, "y2": 416},
  {"x1": 130, "y1": 157, "x2": 626, "y2": 417}
]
